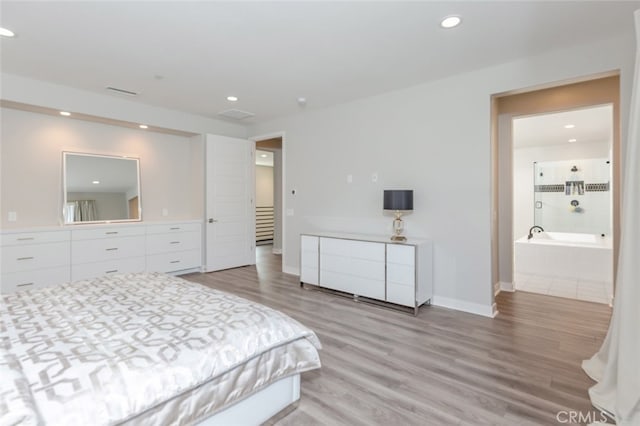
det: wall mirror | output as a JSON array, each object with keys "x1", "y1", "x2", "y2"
[{"x1": 63, "y1": 152, "x2": 141, "y2": 224}]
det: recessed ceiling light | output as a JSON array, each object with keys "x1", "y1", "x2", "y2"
[
  {"x1": 564, "y1": 124, "x2": 575, "y2": 129},
  {"x1": 227, "y1": 96, "x2": 238, "y2": 102},
  {"x1": 440, "y1": 16, "x2": 462, "y2": 29},
  {"x1": 60, "y1": 111, "x2": 71, "y2": 116},
  {"x1": 568, "y1": 138, "x2": 577, "y2": 143},
  {"x1": 139, "y1": 124, "x2": 148, "y2": 129},
  {"x1": 0, "y1": 27, "x2": 15, "y2": 37},
  {"x1": 92, "y1": 180, "x2": 100, "y2": 184}
]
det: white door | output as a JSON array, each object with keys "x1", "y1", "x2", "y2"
[{"x1": 205, "y1": 134, "x2": 255, "y2": 272}]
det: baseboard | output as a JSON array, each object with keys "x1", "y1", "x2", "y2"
[
  {"x1": 283, "y1": 265, "x2": 300, "y2": 276},
  {"x1": 431, "y1": 296, "x2": 495, "y2": 318},
  {"x1": 272, "y1": 248, "x2": 282, "y2": 255},
  {"x1": 499, "y1": 281, "x2": 514, "y2": 292}
]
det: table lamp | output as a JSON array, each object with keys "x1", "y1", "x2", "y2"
[{"x1": 383, "y1": 190, "x2": 413, "y2": 242}]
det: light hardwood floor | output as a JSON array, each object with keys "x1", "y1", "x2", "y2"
[{"x1": 184, "y1": 246, "x2": 612, "y2": 425}]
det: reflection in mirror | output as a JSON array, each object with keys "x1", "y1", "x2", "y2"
[{"x1": 63, "y1": 152, "x2": 141, "y2": 224}]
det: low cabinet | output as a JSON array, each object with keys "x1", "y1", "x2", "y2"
[{"x1": 300, "y1": 233, "x2": 432, "y2": 314}]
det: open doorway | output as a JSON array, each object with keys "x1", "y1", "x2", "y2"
[
  {"x1": 512, "y1": 105, "x2": 614, "y2": 304},
  {"x1": 491, "y1": 73, "x2": 620, "y2": 313},
  {"x1": 254, "y1": 136, "x2": 284, "y2": 270}
]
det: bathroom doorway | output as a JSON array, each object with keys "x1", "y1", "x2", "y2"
[
  {"x1": 491, "y1": 73, "x2": 620, "y2": 309},
  {"x1": 512, "y1": 105, "x2": 614, "y2": 304}
]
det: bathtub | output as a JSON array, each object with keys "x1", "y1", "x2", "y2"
[{"x1": 514, "y1": 231, "x2": 613, "y2": 283}]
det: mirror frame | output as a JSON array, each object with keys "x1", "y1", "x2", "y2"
[{"x1": 62, "y1": 151, "x2": 142, "y2": 225}]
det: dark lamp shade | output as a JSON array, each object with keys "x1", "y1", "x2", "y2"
[{"x1": 383, "y1": 190, "x2": 413, "y2": 211}]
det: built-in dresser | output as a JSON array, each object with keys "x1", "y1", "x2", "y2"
[{"x1": 0, "y1": 221, "x2": 202, "y2": 294}]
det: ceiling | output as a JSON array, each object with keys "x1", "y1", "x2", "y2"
[
  {"x1": 256, "y1": 150, "x2": 274, "y2": 167},
  {"x1": 513, "y1": 104, "x2": 613, "y2": 148},
  {"x1": 1, "y1": 1, "x2": 638, "y2": 124}
]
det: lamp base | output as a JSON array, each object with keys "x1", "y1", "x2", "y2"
[{"x1": 390, "y1": 235, "x2": 407, "y2": 242}]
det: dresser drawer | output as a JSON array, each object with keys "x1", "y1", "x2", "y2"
[
  {"x1": 72, "y1": 236, "x2": 146, "y2": 264},
  {"x1": 1, "y1": 231, "x2": 70, "y2": 246},
  {"x1": 387, "y1": 263, "x2": 415, "y2": 286},
  {"x1": 1, "y1": 267, "x2": 70, "y2": 294},
  {"x1": 71, "y1": 257, "x2": 146, "y2": 281},
  {"x1": 320, "y1": 253, "x2": 385, "y2": 280},
  {"x1": 146, "y1": 232, "x2": 200, "y2": 255},
  {"x1": 146, "y1": 223, "x2": 201, "y2": 235},
  {"x1": 146, "y1": 249, "x2": 201, "y2": 273},
  {"x1": 387, "y1": 244, "x2": 415, "y2": 266},
  {"x1": 1, "y1": 242, "x2": 70, "y2": 273},
  {"x1": 320, "y1": 238, "x2": 384, "y2": 262},
  {"x1": 386, "y1": 282, "x2": 415, "y2": 307},
  {"x1": 320, "y1": 270, "x2": 385, "y2": 300},
  {"x1": 72, "y1": 226, "x2": 145, "y2": 241}
]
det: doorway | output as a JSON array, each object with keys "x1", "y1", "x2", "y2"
[
  {"x1": 491, "y1": 73, "x2": 620, "y2": 311},
  {"x1": 511, "y1": 105, "x2": 614, "y2": 304},
  {"x1": 253, "y1": 135, "x2": 284, "y2": 270}
]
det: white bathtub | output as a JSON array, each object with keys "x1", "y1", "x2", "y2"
[{"x1": 514, "y1": 231, "x2": 612, "y2": 283}]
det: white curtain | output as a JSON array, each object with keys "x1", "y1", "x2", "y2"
[
  {"x1": 67, "y1": 200, "x2": 98, "y2": 222},
  {"x1": 582, "y1": 9, "x2": 640, "y2": 425}
]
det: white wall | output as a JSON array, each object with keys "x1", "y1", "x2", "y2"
[
  {"x1": 1, "y1": 108, "x2": 203, "y2": 228},
  {"x1": 249, "y1": 33, "x2": 635, "y2": 316},
  {"x1": 256, "y1": 165, "x2": 274, "y2": 207},
  {"x1": 513, "y1": 142, "x2": 610, "y2": 240}
]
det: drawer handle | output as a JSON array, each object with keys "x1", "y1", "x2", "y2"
[
  {"x1": 105, "y1": 247, "x2": 119, "y2": 251},
  {"x1": 170, "y1": 260, "x2": 181, "y2": 264},
  {"x1": 17, "y1": 282, "x2": 34, "y2": 287},
  {"x1": 17, "y1": 237, "x2": 35, "y2": 241},
  {"x1": 105, "y1": 231, "x2": 119, "y2": 235},
  {"x1": 17, "y1": 256, "x2": 34, "y2": 261},
  {"x1": 170, "y1": 227, "x2": 181, "y2": 230},
  {"x1": 169, "y1": 241, "x2": 180, "y2": 244},
  {"x1": 105, "y1": 270, "x2": 118, "y2": 274}
]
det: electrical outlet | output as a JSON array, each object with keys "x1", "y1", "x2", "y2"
[
  {"x1": 347, "y1": 174, "x2": 353, "y2": 183},
  {"x1": 162, "y1": 208, "x2": 169, "y2": 217},
  {"x1": 286, "y1": 209, "x2": 294, "y2": 216},
  {"x1": 8, "y1": 212, "x2": 17, "y2": 222},
  {"x1": 371, "y1": 173, "x2": 378, "y2": 183}
]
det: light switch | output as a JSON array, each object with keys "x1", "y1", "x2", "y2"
[
  {"x1": 347, "y1": 174, "x2": 353, "y2": 183},
  {"x1": 371, "y1": 173, "x2": 378, "y2": 183},
  {"x1": 162, "y1": 208, "x2": 169, "y2": 217},
  {"x1": 8, "y1": 211, "x2": 17, "y2": 222}
]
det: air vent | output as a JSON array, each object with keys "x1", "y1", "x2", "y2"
[
  {"x1": 105, "y1": 86, "x2": 139, "y2": 96},
  {"x1": 217, "y1": 109, "x2": 255, "y2": 120}
]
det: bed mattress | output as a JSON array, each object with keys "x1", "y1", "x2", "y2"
[{"x1": 0, "y1": 272, "x2": 321, "y2": 425}]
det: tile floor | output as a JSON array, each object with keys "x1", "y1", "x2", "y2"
[{"x1": 515, "y1": 273, "x2": 612, "y2": 305}]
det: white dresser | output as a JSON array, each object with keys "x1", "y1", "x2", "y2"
[
  {"x1": 1, "y1": 230, "x2": 71, "y2": 293},
  {"x1": 146, "y1": 223, "x2": 201, "y2": 273},
  {"x1": 1, "y1": 221, "x2": 202, "y2": 294},
  {"x1": 300, "y1": 233, "x2": 433, "y2": 314},
  {"x1": 71, "y1": 225, "x2": 147, "y2": 280}
]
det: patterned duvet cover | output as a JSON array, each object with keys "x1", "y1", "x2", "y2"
[{"x1": 0, "y1": 272, "x2": 321, "y2": 425}]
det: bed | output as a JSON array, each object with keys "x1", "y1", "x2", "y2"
[{"x1": 0, "y1": 272, "x2": 321, "y2": 425}]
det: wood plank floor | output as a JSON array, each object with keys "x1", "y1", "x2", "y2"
[{"x1": 184, "y1": 246, "x2": 612, "y2": 425}]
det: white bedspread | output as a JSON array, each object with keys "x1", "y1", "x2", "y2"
[{"x1": 0, "y1": 272, "x2": 321, "y2": 425}]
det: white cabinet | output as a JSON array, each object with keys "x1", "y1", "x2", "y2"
[
  {"x1": 71, "y1": 225, "x2": 146, "y2": 280},
  {"x1": 300, "y1": 235, "x2": 319, "y2": 285},
  {"x1": 1, "y1": 230, "x2": 71, "y2": 293},
  {"x1": 300, "y1": 233, "x2": 433, "y2": 313},
  {"x1": 146, "y1": 222, "x2": 202, "y2": 273},
  {"x1": 1, "y1": 221, "x2": 203, "y2": 294},
  {"x1": 320, "y1": 238, "x2": 385, "y2": 300}
]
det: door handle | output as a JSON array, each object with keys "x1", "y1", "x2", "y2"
[{"x1": 208, "y1": 218, "x2": 218, "y2": 223}]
